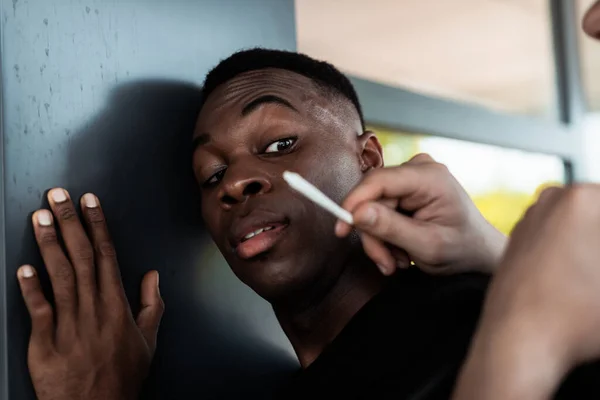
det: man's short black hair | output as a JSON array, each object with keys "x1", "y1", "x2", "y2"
[{"x1": 200, "y1": 48, "x2": 365, "y2": 130}]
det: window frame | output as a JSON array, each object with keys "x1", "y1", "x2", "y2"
[{"x1": 345, "y1": 0, "x2": 585, "y2": 183}]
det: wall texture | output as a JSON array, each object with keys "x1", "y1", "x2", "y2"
[{"x1": 0, "y1": 1, "x2": 299, "y2": 398}]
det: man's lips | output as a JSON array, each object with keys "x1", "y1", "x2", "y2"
[
  {"x1": 235, "y1": 223, "x2": 289, "y2": 260},
  {"x1": 229, "y1": 211, "x2": 291, "y2": 260}
]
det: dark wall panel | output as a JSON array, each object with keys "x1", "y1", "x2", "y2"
[{"x1": 0, "y1": 1, "x2": 298, "y2": 399}]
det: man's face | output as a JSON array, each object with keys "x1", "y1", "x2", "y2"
[
  {"x1": 192, "y1": 68, "x2": 382, "y2": 302},
  {"x1": 584, "y1": 0, "x2": 600, "y2": 39}
]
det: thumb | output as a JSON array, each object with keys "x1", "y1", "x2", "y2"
[
  {"x1": 136, "y1": 270, "x2": 164, "y2": 353},
  {"x1": 353, "y1": 201, "x2": 431, "y2": 254}
]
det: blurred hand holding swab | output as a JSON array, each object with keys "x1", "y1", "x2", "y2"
[{"x1": 283, "y1": 171, "x2": 354, "y2": 225}]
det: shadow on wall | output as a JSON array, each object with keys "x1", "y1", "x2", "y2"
[{"x1": 16, "y1": 80, "x2": 297, "y2": 399}]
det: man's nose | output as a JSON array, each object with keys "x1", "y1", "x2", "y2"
[{"x1": 218, "y1": 169, "x2": 273, "y2": 209}]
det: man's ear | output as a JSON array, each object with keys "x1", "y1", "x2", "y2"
[{"x1": 357, "y1": 130, "x2": 384, "y2": 172}]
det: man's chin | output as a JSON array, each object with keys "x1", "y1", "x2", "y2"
[{"x1": 234, "y1": 264, "x2": 318, "y2": 305}]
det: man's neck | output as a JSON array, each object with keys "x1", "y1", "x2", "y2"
[{"x1": 273, "y1": 251, "x2": 386, "y2": 368}]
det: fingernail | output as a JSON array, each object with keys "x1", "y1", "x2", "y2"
[
  {"x1": 36, "y1": 210, "x2": 52, "y2": 226},
  {"x1": 19, "y1": 265, "x2": 35, "y2": 278},
  {"x1": 83, "y1": 193, "x2": 98, "y2": 208},
  {"x1": 360, "y1": 206, "x2": 377, "y2": 226},
  {"x1": 50, "y1": 188, "x2": 67, "y2": 203},
  {"x1": 376, "y1": 264, "x2": 390, "y2": 275}
]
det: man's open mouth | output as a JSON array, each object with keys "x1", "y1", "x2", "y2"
[
  {"x1": 241, "y1": 225, "x2": 279, "y2": 242},
  {"x1": 234, "y1": 222, "x2": 289, "y2": 260}
]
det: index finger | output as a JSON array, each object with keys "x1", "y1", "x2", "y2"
[
  {"x1": 341, "y1": 166, "x2": 423, "y2": 213},
  {"x1": 334, "y1": 197, "x2": 399, "y2": 238}
]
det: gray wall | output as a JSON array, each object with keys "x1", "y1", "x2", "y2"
[{"x1": 0, "y1": 1, "x2": 299, "y2": 399}]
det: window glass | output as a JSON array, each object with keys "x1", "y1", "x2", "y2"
[
  {"x1": 296, "y1": 0, "x2": 557, "y2": 118},
  {"x1": 374, "y1": 127, "x2": 565, "y2": 235}
]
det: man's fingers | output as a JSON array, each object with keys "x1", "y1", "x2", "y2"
[
  {"x1": 136, "y1": 271, "x2": 164, "y2": 353},
  {"x1": 353, "y1": 201, "x2": 430, "y2": 254},
  {"x1": 389, "y1": 246, "x2": 411, "y2": 269},
  {"x1": 48, "y1": 189, "x2": 97, "y2": 303},
  {"x1": 360, "y1": 233, "x2": 396, "y2": 275},
  {"x1": 406, "y1": 153, "x2": 435, "y2": 165},
  {"x1": 341, "y1": 167, "x2": 417, "y2": 212},
  {"x1": 80, "y1": 194, "x2": 126, "y2": 300},
  {"x1": 17, "y1": 265, "x2": 55, "y2": 350},
  {"x1": 335, "y1": 198, "x2": 398, "y2": 238},
  {"x1": 337, "y1": 157, "x2": 441, "y2": 237},
  {"x1": 32, "y1": 209, "x2": 77, "y2": 327}
]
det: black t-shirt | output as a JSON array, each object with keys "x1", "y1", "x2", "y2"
[{"x1": 279, "y1": 268, "x2": 600, "y2": 399}]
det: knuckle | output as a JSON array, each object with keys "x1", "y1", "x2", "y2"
[
  {"x1": 411, "y1": 153, "x2": 434, "y2": 163},
  {"x1": 53, "y1": 290, "x2": 73, "y2": 306},
  {"x1": 73, "y1": 246, "x2": 95, "y2": 263},
  {"x1": 29, "y1": 343, "x2": 56, "y2": 361},
  {"x1": 87, "y1": 207, "x2": 106, "y2": 225},
  {"x1": 38, "y1": 230, "x2": 58, "y2": 245},
  {"x1": 430, "y1": 161, "x2": 449, "y2": 175},
  {"x1": 401, "y1": 165, "x2": 420, "y2": 181},
  {"x1": 426, "y1": 229, "x2": 451, "y2": 263},
  {"x1": 375, "y1": 209, "x2": 393, "y2": 236},
  {"x1": 370, "y1": 206, "x2": 398, "y2": 239},
  {"x1": 31, "y1": 303, "x2": 53, "y2": 320},
  {"x1": 155, "y1": 298, "x2": 166, "y2": 316},
  {"x1": 57, "y1": 205, "x2": 77, "y2": 221},
  {"x1": 97, "y1": 241, "x2": 117, "y2": 258},
  {"x1": 53, "y1": 262, "x2": 75, "y2": 281}
]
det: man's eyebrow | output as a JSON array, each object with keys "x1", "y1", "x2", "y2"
[
  {"x1": 241, "y1": 95, "x2": 298, "y2": 116},
  {"x1": 192, "y1": 96, "x2": 297, "y2": 152},
  {"x1": 191, "y1": 133, "x2": 210, "y2": 153}
]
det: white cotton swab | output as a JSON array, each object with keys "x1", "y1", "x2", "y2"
[{"x1": 282, "y1": 171, "x2": 354, "y2": 225}]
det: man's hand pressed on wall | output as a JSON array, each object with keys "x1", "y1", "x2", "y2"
[{"x1": 17, "y1": 188, "x2": 164, "y2": 400}]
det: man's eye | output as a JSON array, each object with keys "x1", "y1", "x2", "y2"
[
  {"x1": 203, "y1": 169, "x2": 226, "y2": 187},
  {"x1": 264, "y1": 137, "x2": 297, "y2": 154}
]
